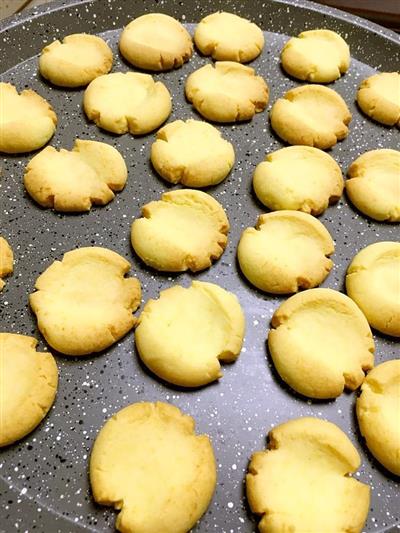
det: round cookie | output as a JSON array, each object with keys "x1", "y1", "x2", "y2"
[
  {"x1": 253, "y1": 146, "x2": 343, "y2": 215},
  {"x1": 356, "y1": 72, "x2": 400, "y2": 126},
  {"x1": 0, "y1": 333, "x2": 58, "y2": 447},
  {"x1": 24, "y1": 139, "x2": 128, "y2": 212},
  {"x1": 346, "y1": 241, "x2": 400, "y2": 337},
  {"x1": 0, "y1": 82, "x2": 57, "y2": 154},
  {"x1": 135, "y1": 281, "x2": 245, "y2": 387},
  {"x1": 39, "y1": 33, "x2": 113, "y2": 87},
  {"x1": 281, "y1": 29, "x2": 350, "y2": 83},
  {"x1": 346, "y1": 149, "x2": 400, "y2": 222},
  {"x1": 185, "y1": 61, "x2": 269, "y2": 123},
  {"x1": 150, "y1": 119, "x2": 235, "y2": 187},
  {"x1": 90, "y1": 402, "x2": 216, "y2": 533},
  {"x1": 268, "y1": 288, "x2": 375, "y2": 399},
  {"x1": 83, "y1": 72, "x2": 171, "y2": 135},
  {"x1": 270, "y1": 84, "x2": 351, "y2": 149},
  {"x1": 0, "y1": 236, "x2": 13, "y2": 291},
  {"x1": 356, "y1": 360, "x2": 400, "y2": 475},
  {"x1": 246, "y1": 417, "x2": 370, "y2": 533},
  {"x1": 194, "y1": 12, "x2": 264, "y2": 63},
  {"x1": 29, "y1": 247, "x2": 141, "y2": 356},
  {"x1": 237, "y1": 211, "x2": 334, "y2": 294},
  {"x1": 119, "y1": 13, "x2": 193, "y2": 71},
  {"x1": 131, "y1": 189, "x2": 229, "y2": 272}
]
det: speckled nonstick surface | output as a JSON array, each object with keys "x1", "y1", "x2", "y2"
[{"x1": 0, "y1": 0, "x2": 399, "y2": 531}]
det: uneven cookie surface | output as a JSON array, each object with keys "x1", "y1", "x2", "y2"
[
  {"x1": 0, "y1": 236, "x2": 13, "y2": 291},
  {"x1": 357, "y1": 72, "x2": 400, "y2": 126}
]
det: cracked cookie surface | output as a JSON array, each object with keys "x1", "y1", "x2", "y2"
[
  {"x1": 0, "y1": 236, "x2": 13, "y2": 291},
  {"x1": 356, "y1": 72, "x2": 400, "y2": 126}
]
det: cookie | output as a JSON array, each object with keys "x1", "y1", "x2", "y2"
[
  {"x1": 0, "y1": 236, "x2": 13, "y2": 291},
  {"x1": 0, "y1": 82, "x2": 57, "y2": 154},
  {"x1": 29, "y1": 247, "x2": 141, "y2": 355},
  {"x1": 253, "y1": 145, "x2": 343, "y2": 215},
  {"x1": 0, "y1": 333, "x2": 58, "y2": 447},
  {"x1": 238, "y1": 211, "x2": 334, "y2": 294},
  {"x1": 281, "y1": 29, "x2": 350, "y2": 83},
  {"x1": 270, "y1": 84, "x2": 351, "y2": 149},
  {"x1": 90, "y1": 402, "x2": 216, "y2": 533},
  {"x1": 83, "y1": 72, "x2": 171, "y2": 135},
  {"x1": 346, "y1": 149, "x2": 400, "y2": 222},
  {"x1": 39, "y1": 33, "x2": 113, "y2": 87},
  {"x1": 185, "y1": 62, "x2": 269, "y2": 122},
  {"x1": 131, "y1": 189, "x2": 229, "y2": 272},
  {"x1": 135, "y1": 281, "x2": 245, "y2": 387},
  {"x1": 119, "y1": 13, "x2": 193, "y2": 71},
  {"x1": 268, "y1": 288, "x2": 374, "y2": 399},
  {"x1": 246, "y1": 417, "x2": 370, "y2": 533},
  {"x1": 150, "y1": 119, "x2": 235, "y2": 187},
  {"x1": 346, "y1": 241, "x2": 400, "y2": 337},
  {"x1": 194, "y1": 12, "x2": 264, "y2": 63},
  {"x1": 24, "y1": 139, "x2": 128, "y2": 212},
  {"x1": 356, "y1": 72, "x2": 400, "y2": 126},
  {"x1": 356, "y1": 360, "x2": 400, "y2": 475}
]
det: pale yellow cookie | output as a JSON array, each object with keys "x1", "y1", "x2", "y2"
[
  {"x1": 29, "y1": 247, "x2": 141, "y2": 356},
  {"x1": 357, "y1": 360, "x2": 400, "y2": 475},
  {"x1": 346, "y1": 149, "x2": 400, "y2": 222},
  {"x1": 246, "y1": 417, "x2": 370, "y2": 533},
  {"x1": 0, "y1": 236, "x2": 13, "y2": 291},
  {"x1": 185, "y1": 61, "x2": 269, "y2": 122},
  {"x1": 194, "y1": 12, "x2": 264, "y2": 63},
  {"x1": 83, "y1": 72, "x2": 171, "y2": 134},
  {"x1": 39, "y1": 33, "x2": 113, "y2": 87},
  {"x1": 281, "y1": 29, "x2": 350, "y2": 83},
  {"x1": 24, "y1": 140, "x2": 127, "y2": 212},
  {"x1": 119, "y1": 13, "x2": 193, "y2": 71},
  {"x1": 357, "y1": 72, "x2": 400, "y2": 126},
  {"x1": 238, "y1": 211, "x2": 334, "y2": 294},
  {"x1": 253, "y1": 146, "x2": 343, "y2": 215},
  {"x1": 268, "y1": 288, "x2": 374, "y2": 399},
  {"x1": 270, "y1": 84, "x2": 351, "y2": 149},
  {"x1": 346, "y1": 242, "x2": 400, "y2": 337},
  {"x1": 0, "y1": 82, "x2": 57, "y2": 154},
  {"x1": 0, "y1": 333, "x2": 58, "y2": 447},
  {"x1": 135, "y1": 281, "x2": 245, "y2": 387},
  {"x1": 150, "y1": 119, "x2": 235, "y2": 187},
  {"x1": 131, "y1": 189, "x2": 229, "y2": 272},
  {"x1": 90, "y1": 402, "x2": 216, "y2": 533}
]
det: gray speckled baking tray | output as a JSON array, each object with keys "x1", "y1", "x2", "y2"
[{"x1": 0, "y1": 0, "x2": 399, "y2": 532}]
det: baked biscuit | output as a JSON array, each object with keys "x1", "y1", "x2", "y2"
[
  {"x1": 131, "y1": 189, "x2": 229, "y2": 272},
  {"x1": 246, "y1": 417, "x2": 370, "y2": 533},
  {"x1": 24, "y1": 139, "x2": 127, "y2": 212},
  {"x1": 0, "y1": 333, "x2": 58, "y2": 447},
  {"x1": 150, "y1": 119, "x2": 235, "y2": 187},
  {"x1": 346, "y1": 242, "x2": 400, "y2": 337},
  {"x1": 268, "y1": 288, "x2": 374, "y2": 399},
  {"x1": 0, "y1": 236, "x2": 13, "y2": 291},
  {"x1": 356, "y1": 72, "x2": 400, "y2": 126},
  {"x1": 29, "y1": 247, "x2": 141, "y2": 355},
  {"x1": 90, "y1": 402, "x2": 216, "y2": 533}
]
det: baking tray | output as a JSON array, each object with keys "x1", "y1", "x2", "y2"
[{"x1": 0, "y1": 0, "x2": 399, "y2": 531}]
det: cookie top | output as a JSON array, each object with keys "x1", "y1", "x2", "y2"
[
  {"x1": 83, "y1": 72, "x2": 171, "y2": 135},
  {"x1": 346, "y1": 149, "x2": 400, "y2": 222},
  {"x1": 131, "y1": 189, "x2": 229, "y2": 272},
  {"x1": 194, "y1": 11, "x2": 264, "y2": 63},
  {"x1": 357, "y1": 72, "x2": 400, "y2": 126},
  {"x1": 39, "y1": 33, "x2": 113, "y2": 87},
  {"x1": 185, "y1": 61, "x2": 269, "y2": 122},
  {"x1": 0, "y1": 333, "x2": 58, "y2": 447},
  {"x1": 29, "y1": 247, "x2": 141, "y2": 355},
  {"x1": 237, "y1": 211, "x2": 334, "y2": 294},
  {"x1": 281, "y1": 29, "x2": 350, "y2": 83},
  {"x1": 246, "y1": 417, "x2": 370, "y2": 533},
  {"x1": 268, "y1": 288, "x2": 374, "y2": 399},
  {"x1": 0, "y1": 82, "x2": 57, "y2": 154},
  {"x1": 119, "y1": 13, "x2": 193, "y2": 71},
  {"x1": 270, "y1": 84, "x2": 351, "y2": 149},
  {"x1": 90, "y1": 402, "x2": 216, "y2": 533},
  {"x1": 356, "y1": 360, "x2": 400, "y2": 475},
  {"x1": 346, "y1": 241, "x2": 400, "y2": 337},
  {"x1": 135, "y1": 281, "x2": 245, "y2": 387},
  {"x1": 150, "y1": 119, "x2": 235, "y2": 187},
  {"x1": 253, "y1": 145, "x2": 343, "y2": 215},
  {"x1": 0, "y1": 236, "x2": 13, "y2": 291}
]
